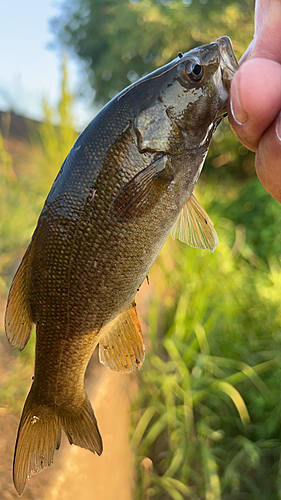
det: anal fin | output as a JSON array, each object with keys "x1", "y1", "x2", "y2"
[
  {"x1": 5, "y1": 245, "x2": 34, "y2": 350},
  {"x1": 99, "y1": 302, "x2": 145, "y2": 373},
  {"x1": 171, "y1": 193, "x2": 219, "y2": 252}
]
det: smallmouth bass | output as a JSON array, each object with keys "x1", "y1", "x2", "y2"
[{"x1": 5, "y1": 36, "x2": 238, "y2": 494}]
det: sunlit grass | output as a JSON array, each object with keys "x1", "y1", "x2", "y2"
[
  {"x1": 132, "y1": 188, "x2": 281, "y2": 499},
  {"x1": 1, "y1": 63, "x2": 281, "y2": 499},
  {"x1": 0, "y1": 63, "x2": 78, "y2": 412}
]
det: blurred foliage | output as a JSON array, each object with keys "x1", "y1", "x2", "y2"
[
  {"x1": 0, "y1": 60, "x2": 78, "y2": 288},
  {"x1": 52, "y1": 0, "x2": 254, "y2": 106},
  {"x1": 40, "y1": 59, "x2": 77, "y2": 169},
  {"x1": 214, "y1": 177, "x2": 281, "y2": 262},
  {"x1": 0, "y1": 64, "x2": 78, "y2": 413},
  {"x1": 132, "y1": 185, "x2": 281, "y2": 499},
  {"x1": 51, "y1": 0, "x2": 256, "y2": 180},
  {"x1": 2, "y1": 6, "x2": 281, "y2": 498}
]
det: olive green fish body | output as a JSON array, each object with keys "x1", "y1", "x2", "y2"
[
  {"x1": 5, "y1": 36, "x2": 238, "y2": 494},
  {"x1": 30, "y1": 130, "x2": 201, "y2": 333}
]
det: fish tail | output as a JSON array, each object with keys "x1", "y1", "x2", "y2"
[
  {"x1": 13, "y1": 383, "x2": 102, "y2": 496},
  {"x1": 60, "y1": 395, "x2": 103, "y2": 455},
  {"x1": 13, "y1": 383, "x2": 61, "y2": 496}
]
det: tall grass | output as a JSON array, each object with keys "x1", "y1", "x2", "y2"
[
  {"x1": 132, "y1": 186, "x2": 281, "y2": 499},
  {"x1": 0, "y1": 62, "x2": 78, "y2": 413},
  {"x1": 1, "y1": 61, "x2": 281, "y2": 499}
]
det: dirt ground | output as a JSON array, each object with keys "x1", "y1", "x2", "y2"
[
  {"x1": 0, "y1": 272, "x2": 148, "y2": 500},
  {"x1": 0, "y1": 279, "x2": 152, "y2": 500},
  {"x1": 0, "y1": 119, "x2": 155, "y2": 500},
  {"x1": 0, "y1": 349, "x2": 138, "y2": 500}
]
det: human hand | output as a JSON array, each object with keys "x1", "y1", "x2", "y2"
[{"x1": 228, "y1": 0, "x2": 281, "y2": 202}]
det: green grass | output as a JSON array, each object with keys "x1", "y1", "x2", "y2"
[
  {"x1": 1, "y1": 63, "x2": 281, "y2": 499},
  {"x1": 132, "y1": 186, "x2": 281, "y2": 499},
  {"x1": 0, "y1": 62, "x2": 78, "y2": 413}
]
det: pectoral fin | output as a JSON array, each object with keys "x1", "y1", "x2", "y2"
[
  {"x1": 110, "y1": 155, "x2": 173, "y2": 219},
  {"x1": 99, "y1": 303, "x2": 145, "y2": 373},
  {"x1": 171, "y1": 194, "x2": 219, "y2": 252}
]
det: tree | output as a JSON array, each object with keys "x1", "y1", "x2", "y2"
[{"x1": 52, "y1": 0, "x2": 254, "y2": 106}]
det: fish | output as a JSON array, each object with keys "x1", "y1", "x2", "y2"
[{"x1": 5, "y1": 36, "x2": 238, "y2": 495}]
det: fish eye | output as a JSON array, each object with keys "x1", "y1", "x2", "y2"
[
  {"x1": 179, "y1": 60, "x2": 205, "y2": 83},
  {"x1": 190, "y1": 64, "x2": 203, "y2": 80},
  {"x1": 186, "y1": 61, "x2": 204, "y2": 81}
]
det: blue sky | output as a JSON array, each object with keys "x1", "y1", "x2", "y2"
[{"x1": 0, "y1": 0, "x2": 94, "y2": 130}]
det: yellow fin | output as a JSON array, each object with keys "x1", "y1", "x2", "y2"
[
  {"x1": 13, "y1": 382, "x2": 102, "y2": 496},
  {"x1": 60, "y1": 396, "x2": 102, "y2": 455},
  {"x1": 13, "y1": 384, "x2": 62, "y2": 496},
  {"x1": 99, "y1": 303, "x2": 145, "y2": 373},
  {"x1": 171, "y1": 194, "x2": 219, "y2": 252},
  {"x1": 5, "y1": 246, "x2": 34, "y2": 350}
]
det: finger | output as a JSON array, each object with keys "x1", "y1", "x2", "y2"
[
  {"x1": 229, "y1": 58, "x2": 281, "y2": 152},
  {"x1": 253, "y1": 0, "x2": 281, "y2": 62},
  {"x1": 255, "y1": 112, "x2": 281, "y2": 202},
  {"x1": 239, "y1": 39, "x2": 255, "y2": 65}
]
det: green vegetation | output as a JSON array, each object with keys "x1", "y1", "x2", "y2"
[
  {"x1": 131, "y1": 185, "x2": 281, "y2": 498},
  {"x1": 0, "y1": 65, "x2": 78, "y2": 414},
  {"x1": 52, "y1": 0, "x2": 254, "y2": 106},
  {"x1": 2, "y1": 3, "x2": 281, "y2": 497}
]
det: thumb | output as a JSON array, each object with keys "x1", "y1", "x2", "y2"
[{"x1": 253, "y1": 0, "x2": 281, "y2": 62}]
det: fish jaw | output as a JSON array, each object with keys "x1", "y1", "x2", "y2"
[
  {"x1": 149, "y1": 37, "x2": 238, "y2": 151},
  {"x1": 206, "y1": 36, "x2": 239, "y2": 124},
  {"x1": 217, "y1": 36, "x2": 239, "y2": 93}
]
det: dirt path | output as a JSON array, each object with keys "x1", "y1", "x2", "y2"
[
  {"x1": 0, "y1": 346, "x2": 138, "y2": 500},
  {"x1": 43, "y1": 363, "x2": 138, "y2": 500},
  {"x1": 0, "y1": 277, "x2": 150, "y2": 500}
]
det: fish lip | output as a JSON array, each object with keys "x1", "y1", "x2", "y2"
[
  {"x1": 213, "y1": 111, "x2": 228, "y2": 125},
  {"x1": 217, "y1": 36, "x2": 239, "y2": 90}
]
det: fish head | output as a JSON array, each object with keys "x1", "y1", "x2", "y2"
[{"x1": 134, "y1": 36, "x2": 238, "y2": 153}]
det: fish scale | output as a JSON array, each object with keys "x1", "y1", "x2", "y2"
[{"x1": 5, "y1": 36, "x2": 238, "y2": 495}]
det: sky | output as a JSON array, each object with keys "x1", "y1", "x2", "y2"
[{"x1": 0, "y1": 0, "x2": 94, "y2": 130}]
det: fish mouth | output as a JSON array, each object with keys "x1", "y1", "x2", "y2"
[{"x1": 217, "y1": 36, "x2": 239, "y2": 92}]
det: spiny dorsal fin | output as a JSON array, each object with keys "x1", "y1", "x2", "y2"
[
  {"x1": 99, "y1": 303, "x2": 145, "y2": 373},
  {"x1": 171, "y1": 194, "x2": 219, "y2": 252},
  {"x1": 5, "y1": 245, "x2": 34, "y2": 350}
]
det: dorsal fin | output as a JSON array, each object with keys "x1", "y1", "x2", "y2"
[
  {"x1": 171, "y1": 194, "x2": 219, "y2": 252},
  {"x1": 5, "y1": 245, "x2": 34, "y2": 350},
  {"x1": 99, "y1": 302, "x2": 145, "y2": 373}
]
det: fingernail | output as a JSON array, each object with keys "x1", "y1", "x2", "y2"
[
  {"x1": 276, "y1": 111, "x2": 281, "y2": 143},
  {"x1": 230, "y1": 73, "x2": 248, "y2": 125}
]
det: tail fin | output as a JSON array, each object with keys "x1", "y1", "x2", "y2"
[
  {"x1": 13, "y1": 385, "x2": 62, "y2": 495},
  {"x1": 60, "y1": 397, "x2": 103, "y2": 454},
  {"x1": 13, "y1": 384, "x2": 103, "y2": 496}
]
